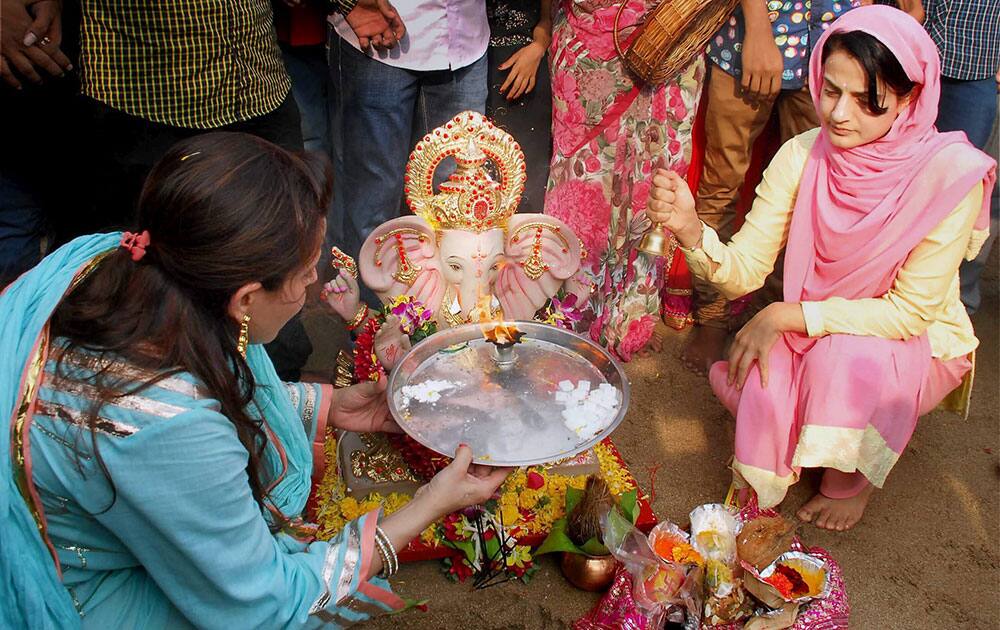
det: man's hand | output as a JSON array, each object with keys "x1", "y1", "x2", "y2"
[
  {"x1": 346, "y1": 0, "x2": 405, "y2": 51},
  {"x1": 1, "y1": 0, "x2": 72, "y2": 88},
  {"x1": 740, "y1": 29, "x2": 783, "y2": 101},
  {"x1": 739, "y1": 0, "x2": 783, "y2": 101},
  {"x1": 328, "y1": 376, "x2": 402, "y2": 433},
  {"x1": 895, "y1": 0, "x2": 925, "y2": 23}
]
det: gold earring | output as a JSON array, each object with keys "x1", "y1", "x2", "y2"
[{"x1": 237, "y1": 313, "x2": 251, "y2": 359}]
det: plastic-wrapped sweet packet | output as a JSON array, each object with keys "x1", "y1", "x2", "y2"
[
  {"x1": 648, "y1": 520, "x2": 705, "y2": 567},
  {"x1": 689, "y1": 503, "x2": 749, "y2": 624},
  {"x1": 600, "y1": 509, "x2": 704, "y2": 626},
  {"x1": 745, "y1": 551, "x2": 832, "y2": 605},
  {"x1": 690, "y1": 503, "x2": 741, "y2": 563}
]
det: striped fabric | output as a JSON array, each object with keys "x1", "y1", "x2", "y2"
[
  {"x1": 79, "y1": 0, "x2": 291, "y2": 129},
  {"x1": 923, "y1": 0, "x2": 1000, "y2": 81}
]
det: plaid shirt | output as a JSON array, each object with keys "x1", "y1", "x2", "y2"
[
  {"x1": 923, "y1": 0, "x2": 1000, "y2": 81},
  {"x1": 80, "y1": 1, "x2": 291, "y2": 130}
]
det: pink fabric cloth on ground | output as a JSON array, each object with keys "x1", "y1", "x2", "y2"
[{"x1": 719, "y1": 6, "x2": 995, "y2": 508}]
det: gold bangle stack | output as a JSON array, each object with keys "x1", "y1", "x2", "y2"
[{"x1": 346, "y1": 304, "x2": 370, "y2": 331}]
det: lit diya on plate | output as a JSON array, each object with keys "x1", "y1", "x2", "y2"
[{"x1": 386, "y1": 320, "x2": 630, "y2": 466}]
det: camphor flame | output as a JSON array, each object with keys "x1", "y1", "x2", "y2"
[{"x1": 476, "y1": 295, "x2": 524, "y2": 347}]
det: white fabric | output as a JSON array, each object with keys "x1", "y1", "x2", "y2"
[{"x1": 330, "y1": 0, "x2": 489, "y2": 72}]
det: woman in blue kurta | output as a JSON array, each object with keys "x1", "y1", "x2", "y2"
[{"x1": 1, "y1": 133, "x2": 509, "y2": 629}]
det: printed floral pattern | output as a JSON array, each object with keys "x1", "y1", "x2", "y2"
[{"x1": 545, "y1": 0, "x2": 704, "y2": 361}]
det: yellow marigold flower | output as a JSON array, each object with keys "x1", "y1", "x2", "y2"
[
  {"x1": 519, "y1": 489, "x2": 540, "y2": 510},
  {"x1": 501, "y1": 500, "x2": 521, "y2": 525},
  {"x1": 340, "y1": 496, "x2": 361, "y2": 520}
]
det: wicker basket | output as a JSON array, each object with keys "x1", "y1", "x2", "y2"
[{"x1": 614, "y1": 0, "x2": 740, "y2": 85}]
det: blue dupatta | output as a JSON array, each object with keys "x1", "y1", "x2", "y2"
[{"x1": 1, "y1": 234, "x2": 313, "y2": 628}]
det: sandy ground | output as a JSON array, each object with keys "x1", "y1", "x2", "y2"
[{"x1": 302, "y1": 251, "x2": 999, "y2": 630}]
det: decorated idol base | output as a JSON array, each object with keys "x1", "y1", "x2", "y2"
[
  {"x1": 310, "y1": 434, "x2": 657, "y2": 570},
  {"x1": 388, "y1": 322, "x2": 630, "y2": 467}
]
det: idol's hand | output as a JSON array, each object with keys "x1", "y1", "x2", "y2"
[
  {"x1": 373, "y1": 315, "x2": 411, "y2": 371},
  {"x1": 646, "y1": 169, "x2": 701, "y2": 248},
  {"x1": 328, "y1": 376, "x2": 402, "y2": 433},
  {"x1": 322, "y1": 272, "x2": 363, "y2": 323},
  {"x1": 418, "y1": 445, "x2": 512, "y2": 518},
  {"x1": 727, "y1": 302, "x2": 805, "y2": 389}
]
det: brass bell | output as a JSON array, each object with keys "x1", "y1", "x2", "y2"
[{"x1": 638, "y1": 222, "x2": 670, "y2": 256}]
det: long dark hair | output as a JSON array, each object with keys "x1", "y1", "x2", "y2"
[
  {"x1": 822, "y1": 30, "x2": 916, "y2": 115},
  {"x1": 50, "y1": 132, "x2": 330, "y2": 518}
]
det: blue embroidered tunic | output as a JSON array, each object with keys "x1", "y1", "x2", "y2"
[{"x1": 26, "y1": 343, "x2": 400, "y2": 628}]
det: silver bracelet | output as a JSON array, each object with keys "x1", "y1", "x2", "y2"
[
  {"x1": 377, "y1": 526, "x2": 398, "y2": 576},
  {"x1": 374, "y1": 525, "x2": 398, "y2": 578},
  {"x1": 373, "y1": 532, "x2": 394, "y2": 579}
]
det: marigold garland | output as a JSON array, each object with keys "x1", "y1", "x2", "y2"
[{"x1": 313, "y1": 436, "x2": 642, "y2": 581}]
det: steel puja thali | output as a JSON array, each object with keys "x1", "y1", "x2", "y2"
[{"x1": 387, "y1": 322, "x2": 630, "y2": 467}]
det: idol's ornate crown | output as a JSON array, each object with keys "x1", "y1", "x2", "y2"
[{"x1": 404, "y1": 111, "x2": 526, "y2": 232}]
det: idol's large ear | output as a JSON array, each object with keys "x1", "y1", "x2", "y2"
[
  {"x1": 496, "y1": 214, "x2": 584, "y2": 319},
  {"x1": 359, "y1": 216, "x2": 445, "y2": 311}
]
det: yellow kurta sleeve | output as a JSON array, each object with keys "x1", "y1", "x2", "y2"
[
  {"x1": 801, "y1": 183, "x2": 984, "y2": 340},
  {"x1": 682, "y1": 129, "x2": 815, "y2": 300}
]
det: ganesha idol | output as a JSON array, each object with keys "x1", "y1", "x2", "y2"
[
  {"x1": 324, "y1": 111, "x2": 598, "y2": 496},
  {"x1": 328, "y1": 110, "x2": 591, "y2": 335}
]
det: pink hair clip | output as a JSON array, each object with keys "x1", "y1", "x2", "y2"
[{"x1": 120, "y1": 230, "x2": 151, "y2": 261}]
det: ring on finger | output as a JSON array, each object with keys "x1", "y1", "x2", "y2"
[{"x1": 40, "y1": 37, "x2": 52, "y2": 46}]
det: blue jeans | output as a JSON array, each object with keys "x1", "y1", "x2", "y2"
[
  {"x1": 328, "y1": 34, "x2": 488, "y2": 266},
  {"x1": 281, "y1": 43, "x2": 333, "y2": 158},
  {"x1": 0, "y1": 171, "x2": 46, "y2": 287},
  {"x1": 937, "y1": 78, "x2": 999, "y2": 314}
]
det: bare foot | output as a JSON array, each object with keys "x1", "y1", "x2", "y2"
[
  {"x1": 636, "y1": 330, "x2": 663, "y2": 359},
  {"x1": 796, "y1": 485, "x2": 875, "y2": 531},
  {"x1": 680, "y1": 325, "x2": 728, "y2": 375}
]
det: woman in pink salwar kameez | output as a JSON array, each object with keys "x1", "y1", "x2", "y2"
[{"x1": 645, "y1": 6, "x2": 995, "y2": 531}]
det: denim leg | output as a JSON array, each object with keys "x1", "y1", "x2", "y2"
[
  {"x1": 281, "y1": 43, "x2": 333, "y2": 157},
  {"x1": 415, "y1": 53, "x2": 488, "y2": 139},
  {"x1": 0, "y1": 171, "x2": 46, "y2": 287},
  {"x1": 958, "y1": 103, "x2": 999, "y2": 315},
  {"x1": 413, "y1": 54, "x2": 489, "y2": 190},
  {"x1": 936, "y1": 78, "x2": 997, "y2": 148},
  {"x1": 329, "y1": 34, "x2": 420, "y2": 264},
  {"x1": 938, "y1": 79, "x2": 1000, "y2": 313}
]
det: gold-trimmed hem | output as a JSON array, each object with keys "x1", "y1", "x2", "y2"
[
  {"x1": 731, "y1": 461, "x2": 797, "y2": 509},
  {"x1": 791, "y1": 424, "x2": 899, "y2": 489}
]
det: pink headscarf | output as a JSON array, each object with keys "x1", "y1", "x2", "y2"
[{"x1": 783, "y1": 5, "x2": 996, "y2": 307}]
